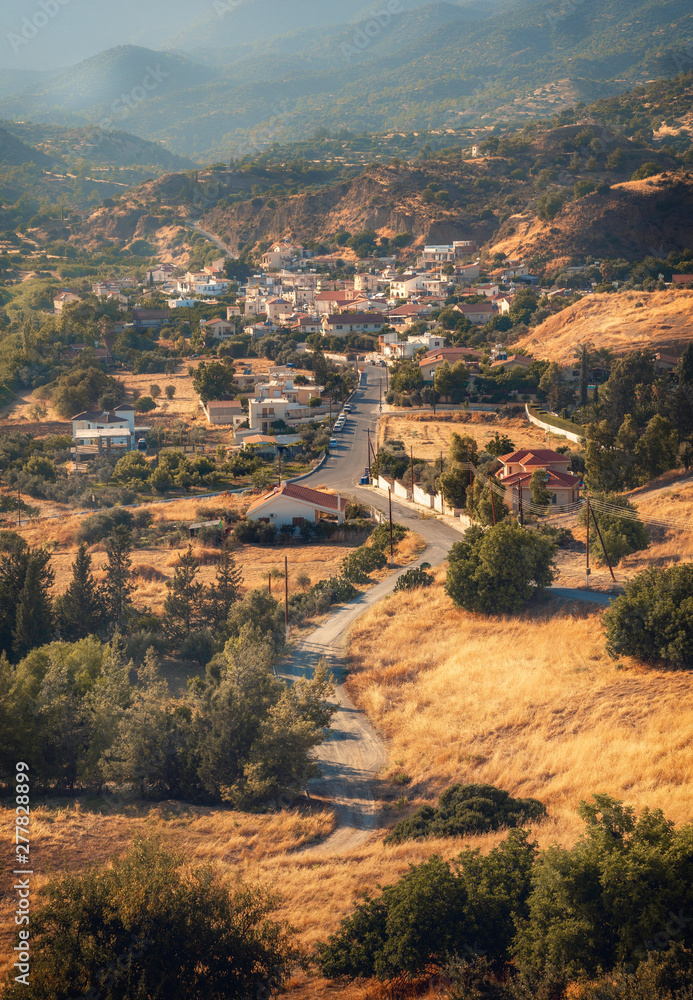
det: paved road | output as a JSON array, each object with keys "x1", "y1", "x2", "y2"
[{"x1": 283, "y1": 367, "x2": 616, "y2": 851}]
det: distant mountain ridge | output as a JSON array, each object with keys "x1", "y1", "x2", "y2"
[{"x1": 0, "y1": 0, "x2": 690, "y2": 160}]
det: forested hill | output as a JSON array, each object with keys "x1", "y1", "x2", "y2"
[
  {"x1": 0, "y1": 0, "x2": 691, "y2": 159},
  {"x1": 66, "y1": 73, "x2": 693, "y2": 276}
]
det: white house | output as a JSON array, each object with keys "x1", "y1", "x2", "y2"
[
  {"x1": 322, "y1": 312, "x2": 385, "y2": 336},
  {"x1": 201, "y1": 317, "x2": 236, "y2": 340},
  {"x1": 71, "y1": 404, "x2": 137, "y2": 457},
  {"x1": 389, "y1": 275, "x2": 427, "y2": 299},
  {"x1": 245, "y1": 481, "x2": 347, "y2": 527},
  {"x1": 54, "y1": 289, "x2": 81, "y2": 314}
]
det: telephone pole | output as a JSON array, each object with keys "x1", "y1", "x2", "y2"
[
  {"x1": 284, "y1": 555, "x2": 289, "y2": 636},
  {"x1": 388, "y1": 488, "x2": 394, "y2": 567},
  {"x1": 490, "y1": 485, "x2": 496, "y2": 526},
  {"x1": 410, "y1": 446, "x2": 415, "y2": 498},
  {"x1": 518, "y1": 479, "x2": 524, "y2": 527},
  {"x1": 17, "y1": 488, "x2": 21, "y2": 528},
  {"x1": 585, "y1": 497, "x2": 591, "y2": 588}
]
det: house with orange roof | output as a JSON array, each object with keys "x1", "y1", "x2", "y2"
[
  {"x1": 498, "y1": 448, "x2": 581, "y2": 506},
  {"x1": 245, "y1": 482, "x2": 347, "y2": 527}
]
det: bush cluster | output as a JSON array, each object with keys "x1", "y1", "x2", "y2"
[{"x1": 384, "y1": 783, "x2": 546, "y2": 845}]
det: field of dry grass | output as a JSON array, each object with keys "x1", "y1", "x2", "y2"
[
  {"x1": 380, "y1": 412, "x2": 558, "y2": 461},
  {"x1": 12, "y1": 492, "x2": 423, "y2": 613},
  {"x1": 514, "y1": 289, "x2": 693, "y2": 364},
  {"x1": 346, "y1": 571, "x2": 693, "y2": 846}
]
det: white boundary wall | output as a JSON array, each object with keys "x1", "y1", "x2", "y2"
[{"x1": 525, "y1": 404, "x2": 585, "y2": 446}]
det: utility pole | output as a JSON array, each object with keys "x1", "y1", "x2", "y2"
[
  {"x1": 518, "y1": 479, "x2": 524, "y2": 527},
  {"x1": 490, "y1": 486, "x2": 496, "y2": 526},
  {"x1": 589, "y1": 504, "x2": 616, "y2": 583},
  {"x1": 284, "y1": 555, "x2": 289, "y2": 637},
  {"x1": 17, "y1": 487, "x2": 21, "y2": 528},
  {"x1": 388, "y1": 488, "x2": 394, "y2": 567},
  {"x1": 268, "y1": 571, "x2": 272, "y2": 596},
  {"x1": 585, "y1": 497, "x2": 591, "y2": 588},
  {"x1": 410, "y1": 446, "x2": 415, "y2": 498},
  {"x1": 277, "y1": 451, "x2": 282, "y2": 486},
  {"x1": 379, "y1": 379, "x2": 382, "y2": 412}
]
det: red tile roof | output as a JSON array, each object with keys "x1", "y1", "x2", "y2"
[
  {"x1": 500, "y1": 448, "x2": 570, "y2": 466},
  {"x1": 502, "y1": 469, "x2": 581, "y2": 489},
  {"x1": 246, "y1": 482, "x2": 347, "y2": 516}
]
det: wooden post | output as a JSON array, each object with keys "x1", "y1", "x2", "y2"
[
  {"x1": 388, "y1": 488, "x2": 394, "y2": 567},
  {"x1": 17, "y1": 488, "x2": 21, "y2": 528},
  {"x1": 586, "y1": 497, "x2": 591, "y2": 588},
  {"x1": 590, "y1": 505, "x2": 616, "y2": 583},
  {"x1": 268, "y1": 572, "x2": 272, "y2": 595},
  {"x1": 285, "y1": 555, "x2": 289, "y2": 633},
  {"x1": 490, "y1": 485, "x2": 496, "y2": 526},
  {"x1": 410, "y1": 446, "x2": 414, "y2": 497},
  {"x1": 518, "y1": 479, "x2": 524, "y2": 526}
]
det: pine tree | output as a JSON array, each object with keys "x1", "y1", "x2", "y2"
[
  {"x1": 0, "y1": 539, "x2": 29, "y2": 659},
  {"x1": 55, "y1": 544, "x2": 107, "y2": 641},
  {"x1": 12, "y1": 550, "x2": 54, "y2": 662},
  {"x1": 206, "y1": 542, "x2": 243, "y2": 629},
  {"x1": 104, "y1": 526, "x2": 134, "y2": 628},
  {"x1": 164, "y1": 545, "x2": 206, "y2": 642}
]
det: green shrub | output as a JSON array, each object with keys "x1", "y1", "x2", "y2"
[
  {"x1": 446, "y1": 523, "x2": 556, "y2": 614},
  {"x1": 393, "y1": 567, "x2": 434, "y2": 592},
  {"x1": 604, "y1": 564, "x2": 693, "y2": 667},
  {"x1": 384, "y1": 784, "x2": 546, "y2": 845},
  {"x1": 369, "y1": 522, "x2": 407, "y2": 552},
  {"x1": 341, "y1": 545, "x2": 387, "y2": 583},
  {"x1": 0, "y1": 838, "x2": 298, "y2": 1000},
  {"x1": 233, "y1": 519, "x2": 278, "y2": 545}
]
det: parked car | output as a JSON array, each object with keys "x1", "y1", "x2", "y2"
[{"x1": 330, "y1": 437, "x2": 338, "y2": 446}]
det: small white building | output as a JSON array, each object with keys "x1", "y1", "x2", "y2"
[
  {"x1": 54, "y1": 289, "x2": 81, "y2": 314},
  {"x1": 245, "y1": 481, "x2": 347, "y2": 527}
]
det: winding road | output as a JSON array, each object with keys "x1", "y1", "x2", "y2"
[{"x1": 280, "y1": 364, "x2": 613, "y2": 853}]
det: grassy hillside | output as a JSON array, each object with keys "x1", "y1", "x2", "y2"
[{"x1": 515, "y1": 289, "x2": 693, "y2": 362}]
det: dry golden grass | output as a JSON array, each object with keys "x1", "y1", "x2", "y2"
[
  {"x1": 13, "y1": 492, "x2": 423, "y2": 613},
  {"x1": 380, "y1": 413, "x2": 553, "y2": 461},
  {"x1": 514, "y1": 290, "x2": 693, "y2": 364},
  {"x1": 0, "y1": 801, "x2": 337, "y2": 984},
  {"x1": 346, "y1": 571, "x2": 693, "y2": 849}
]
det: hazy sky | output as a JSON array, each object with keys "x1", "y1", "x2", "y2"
[{"x1": 0, "y1": 0, "x2": 383, "y2": 73}]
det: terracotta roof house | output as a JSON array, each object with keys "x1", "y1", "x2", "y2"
[
  {"x1": 672, "y1": 274, "x2": 693, "y2": 285},
  {"x1": 498, "y1": 448, "x2": 581, "y2": 506},
  {"x1": 419, "y1": 347, "x2": 482, "y2": 380},
  {"x1": 489, "y1": 354, "x2": 533, "y2": 371},
  {"x1": 245, "y1": 482, "x2": 347, "y2": 527}
]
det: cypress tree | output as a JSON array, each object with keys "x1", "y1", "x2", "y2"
[
  {"x1": 12, "y1": 549, "x2": 54, "y2": 661},
  {"x1": 55, "y1": 544, "x2": 107, "y2": 641},
  {"x1": 104, "y1": 526, "x2": 134, "y2": 628}
]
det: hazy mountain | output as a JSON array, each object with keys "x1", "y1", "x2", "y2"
[
  {"x1": 0, "y1": 126, "x2": 53, "y2": 167},
  {"x1": 2, "y1": 122, "x2": 194, "y2": 170},
  {"x1": 0, "y1": 0, "x2": 689, "y2": 160}
]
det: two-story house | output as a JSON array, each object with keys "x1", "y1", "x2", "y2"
[{"x1": 498, "y1": 448, "x2": 582, "y2": 507}]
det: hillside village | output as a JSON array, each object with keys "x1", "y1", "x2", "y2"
[{"x1": 3, "y1": 35, "x2": 693, "y2": 1000}]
